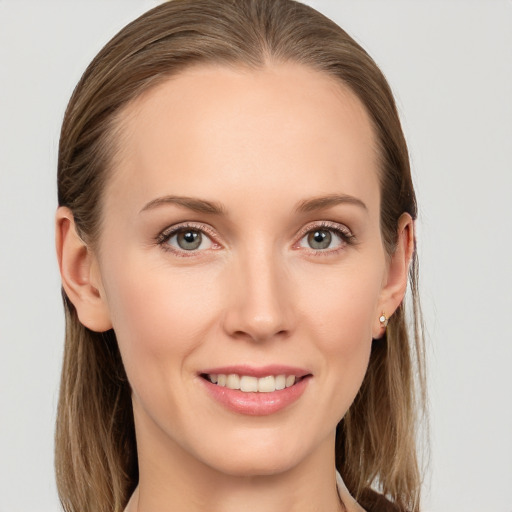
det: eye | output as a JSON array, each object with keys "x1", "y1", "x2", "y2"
[
  {"x1": 157, "y1": 224, "x2": 217, "y2": 255},
  {"x1": 170, "y1": 229, "x2": 211, "y2": 251},
  {"x1": 305, "y1": 229, "x2": 334, "y2": 250},
  {"x1": 297, "y1": 222, "x2": 355, "y2": 252}
]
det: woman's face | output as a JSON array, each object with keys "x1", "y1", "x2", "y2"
[{"x1": 92, "y1": 63, "x2": 395, "y2": 476}]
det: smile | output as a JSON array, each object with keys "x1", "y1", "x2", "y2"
[
  {"x1": 199, "y1": 366, "x2": 311, "y2": 415},
  {"x1": 204, "y1": 374, "x2": 298, "y2": 393}
]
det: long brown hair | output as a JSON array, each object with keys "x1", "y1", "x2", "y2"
[{"x1": 56, "y1": 1, "x2": 426, "y2": 511}]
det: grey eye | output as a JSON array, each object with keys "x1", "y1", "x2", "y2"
[
  {"x1": 167, "y1": 229, "x2": 212, "y2": 251},
  {"x1": 177, "y1": 230, "x2": 202, "y2": 250},
  {"x1": 298, "y1": 225, "x2": 350, "y2": 252},
  {"x1": 307, "y1": 229, "x2": 332, "y2": 250}
]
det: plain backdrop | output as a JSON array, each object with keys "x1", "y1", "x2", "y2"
[{"x1": 0, "y1": 1, "x2": 511, "y2": 511}]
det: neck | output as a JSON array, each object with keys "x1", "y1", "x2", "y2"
[{"x1": 131, "y1": 410, "x2": 343, "y2": 512}]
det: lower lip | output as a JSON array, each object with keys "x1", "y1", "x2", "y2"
[{"x1": 201, "y1": 376, "x2": 310, "y2": 416}]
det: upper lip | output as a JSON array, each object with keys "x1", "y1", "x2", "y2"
[{"x1": 199, "y1": 364, "x2": 311, "y2": 378}]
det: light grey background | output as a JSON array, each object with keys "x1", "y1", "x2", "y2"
[{"x1": 0, "y1": 1, "x2": 510, "y2": 511}]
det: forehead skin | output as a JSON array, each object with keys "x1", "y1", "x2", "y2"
[{"x1": 102, "y1": 62, "x2": 380, "y2": 241}]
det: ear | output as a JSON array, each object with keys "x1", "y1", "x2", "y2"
[
  {"x1": 373, "y1": 213, "x2": 415, "y2": 339},
  {"x1": 55, "y1": 207, "x2": 112, "y2": 332}
]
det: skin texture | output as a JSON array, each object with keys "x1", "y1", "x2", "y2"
[{"x1": 56, "y1": 63, "x2": 413, "y2": 512}]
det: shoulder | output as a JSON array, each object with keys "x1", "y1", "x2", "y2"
[{"x1": 358, "y1": 488, "x2": 406, "y2": 512}]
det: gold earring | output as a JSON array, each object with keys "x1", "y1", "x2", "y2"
[{"x1": 379, "y1": 313, "x2": 388, "y2": 327}]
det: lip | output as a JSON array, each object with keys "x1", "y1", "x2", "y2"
[
  {"x1": 198, "y1": 365, "x2": 312, "y2": 416},
  {"x1": 200, "y1": 364, "x2": 311, "y2": 379}
]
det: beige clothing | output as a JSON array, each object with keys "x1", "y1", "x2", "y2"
[
  {"x1": 123, "y1": 470, "x2": 366, "y2": 512},
  {"x1": 336, "y1": 470, "x2": 367, "y2": 512}
]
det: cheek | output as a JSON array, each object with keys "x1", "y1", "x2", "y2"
[
  {"x1": 100, "y1": 255, "x2": 221, "y2": 377},
  {"x1": 300, "y1": 261, "x2": 383, "y2": 351},
  {"x1": 317, "y1": 283, "x2": 376, "y2": 379},
  {"x1": 295, "y1": 258, "x2": 384, "y2": 414}
]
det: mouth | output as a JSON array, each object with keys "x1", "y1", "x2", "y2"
[
  {"x1": 198, "y1": 365, "x2": 312, "y2": 415},
  {"x1": 200, "y1": 373, "x2": 307, "y2": 393}
]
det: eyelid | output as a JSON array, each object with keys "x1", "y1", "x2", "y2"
[
  {"x1": 293, "y1": 220, "x2": 356, "y2": 250},
  {"x1": 155, "y1": 220, "x2": 355, "y2": 256},
  {"x1": 156, "y1": 222, "x2": 222, "y2": 254}
]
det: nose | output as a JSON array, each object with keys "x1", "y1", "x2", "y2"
[{"x1": 222, "y1": 245, "x2": 295, "y2": 343}]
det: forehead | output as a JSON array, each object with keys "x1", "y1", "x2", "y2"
[{"x1": 107, "y1": 62, "x2": 379, "y2": 216}]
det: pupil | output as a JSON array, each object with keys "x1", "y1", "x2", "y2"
[
  {"x1": 178, "y1": 230, "x2": 201, "y2": 250},
  {"x1": 308, "y1": 230, "x2": 331, "y2": 250},
  {"x1": 313, "y1": 232, "x2": 325, "y2": 243}
]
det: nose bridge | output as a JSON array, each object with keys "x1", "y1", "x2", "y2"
[{"x1": 223, "y1": 240, "x2": 293, "y2": 342}]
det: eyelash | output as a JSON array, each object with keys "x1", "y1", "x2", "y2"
[
  {"x1": 294, "y1": 221, "x2": 356, "y2": 255},
  {"x1": 156, "y1": 222, "x2": 220, "y2": 257},
  {"x1": 156, "y1": 221, "x2": 356, "y2": 257}
]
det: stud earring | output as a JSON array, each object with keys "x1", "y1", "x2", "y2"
[{"x1": 379, "y1": 313, "x2": 388, "y2": 327}]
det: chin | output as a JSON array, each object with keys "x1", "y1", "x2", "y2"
[
  {"x1": 209, "y1": 453, "x2": 300, "y2": 478},
  {"x1": 194, "y1": 429, "x2": 316, "y2": 478}
]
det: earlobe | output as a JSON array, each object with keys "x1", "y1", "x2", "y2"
[
  {"x1": 55, "y1": 207, "x2": 112, "y2": 332},
  {"x1": 373, "y1": 213, "x2": 415, "y2": 338}
]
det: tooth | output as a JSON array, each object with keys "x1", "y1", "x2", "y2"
[
  {"x1": 275, "y1": 375, "x2": 286, "y2": 390},
  {"x1": 240, "y1": 375, "x2": 258, "y2": 392},
  {"x1": 212, "y1": 373, "x2": 299, "y2": 391},
  {"x1": 258, "y1": 376, "x2": 276, "y2": 393},
  {"x1": 226, "y1": 374, "x2": 240, "y2": 390},
  {"x1": 285, "y1": 375, "x2": 296, "y2": 388}
]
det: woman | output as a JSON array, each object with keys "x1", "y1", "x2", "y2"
[{"x1": 55, "y1": 0, "x2": 426, "y2": 511}]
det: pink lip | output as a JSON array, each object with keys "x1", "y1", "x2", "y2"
[
  {"x1": 198, "y1": 365, "x2": 312, "y2": 416},
  {"x1": 200, "y1": 364, "x2": 310, "y2": 378}
]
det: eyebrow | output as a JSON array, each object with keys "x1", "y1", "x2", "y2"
[
  {"x1": 140, "y1": 193, "x2": 367, "y2": 216},
  {"x1": 140, "y1": 195, "x2": 226, "y2": 215},
  {"x1": 295, "y1": 194, "x2": 367, "y2": 213}
]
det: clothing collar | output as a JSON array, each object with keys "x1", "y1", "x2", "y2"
[{"x1": 336, "y1": 470, "x2": 367, "y2": 512}]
